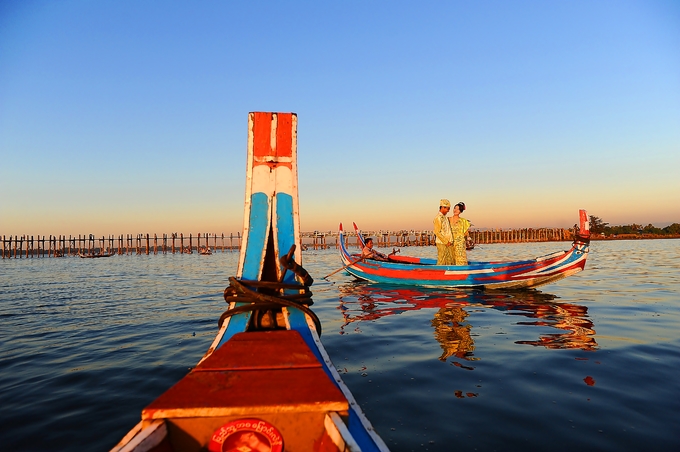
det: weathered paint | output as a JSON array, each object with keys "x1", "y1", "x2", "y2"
[
  {"x1": 143, "y1": 331, "x2": 349, "y2": 420},
  {"x1": 113, "y1": 112, "x2": 390, "y2": 452},
  {"x1": 225, "y1": 112, "x2": 387, "y2": 450},
  {"x1": 241, "y1": 192, "x2": 271, "y2": 280},
  {"x1": 229, "y1": 112, "x2": 300, "y2": 342},
  {"x1": 238, "y1": 112, "x2": 299, "y2": 283}
]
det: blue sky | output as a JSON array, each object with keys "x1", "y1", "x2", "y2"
[{"x1": 1, "y1": 0, "x2": 679, "y2": 237}]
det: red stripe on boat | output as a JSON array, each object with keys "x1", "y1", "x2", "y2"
[
  {"x1": 252, "y1": 112, "x2": 294, "y2": 170},
  {"x1": 276, "y1": 113, "x2": 294, "y2": 160},
  {"x1": 252, "y1": 112, "x2": 272, "y2": 159}
]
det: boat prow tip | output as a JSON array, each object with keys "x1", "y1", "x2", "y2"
[{"x1": 578, "y1": 209, "x2": 591, "y2": 238}]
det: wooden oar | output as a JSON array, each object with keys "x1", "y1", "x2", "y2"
[{"x1": 323, "y1": 256, "x2": 364, "y2": 279}]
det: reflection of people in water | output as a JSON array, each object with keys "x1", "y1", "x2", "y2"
[
  {"x1": 337, "y1": 283, "x2": 598, "y2": 351},
  {"x1": 224, "y1": 431, "x2": 271, "y2": 452},
  {"x1": 515, "y1": 304, "x2": 598, "y2": 350},
  {"x1": 431, "y1": 306, "x2": 476, "y2": 361}
]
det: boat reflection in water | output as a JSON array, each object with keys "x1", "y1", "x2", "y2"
[{"x1": 336, "y1": 282, "x2": 598, "y2": 359}]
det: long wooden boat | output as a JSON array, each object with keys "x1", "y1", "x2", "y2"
[
  {"x1": 112, "y1": 112, "x2": 389, "y2": 452},
  {"x1": 337, "y1": 210, "x2": 590, "y2": 290},
  {"x1": 78, "y1": 251, "x2": 116, "y2": 258}
]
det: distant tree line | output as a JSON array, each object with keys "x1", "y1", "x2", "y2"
[{"x1": 589, "y1": 215, "x2": 680, "y2": 236}]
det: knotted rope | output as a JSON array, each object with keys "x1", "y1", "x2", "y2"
[{"x1": 218, "y1": 245, "x2": 321, "y2": 334}]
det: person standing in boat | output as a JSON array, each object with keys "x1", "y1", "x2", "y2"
[
  {"x1": 361, "y1": 237, "x2": 389, "y2": 261},
  {"x1": 434, "y1": 199, "x2": 455, "y2": 265},
  {"x1": 449, "y1": 202, "x2": 471, "y2": 265}
]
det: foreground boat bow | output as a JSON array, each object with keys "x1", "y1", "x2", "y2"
[{"x1": 112, "y1": 112, "x2": 388, "y2": 452}]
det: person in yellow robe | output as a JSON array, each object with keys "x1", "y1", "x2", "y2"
[
  {"x1": 449, "y1": 202, "x2": 471, "y2": 265},
  {"x1": 433, "y1": 199, "x2": 454, "y2": 265}
]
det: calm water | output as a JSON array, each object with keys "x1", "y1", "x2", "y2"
[{"x1": 1, "y1": 240, "x2": 679, "y2": 451}]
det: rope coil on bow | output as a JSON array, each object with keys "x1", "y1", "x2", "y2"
[{"x1": 218, "y1": 245, "x2": 321, "y2": 334}]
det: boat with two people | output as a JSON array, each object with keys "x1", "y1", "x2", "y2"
[{"x1": 336, "y1": 211, "x2": 590, "y2": 290}]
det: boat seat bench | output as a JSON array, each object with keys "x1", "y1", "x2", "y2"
[{"x1": 140, "y1": 330, "x2": 350, "y2": 450}]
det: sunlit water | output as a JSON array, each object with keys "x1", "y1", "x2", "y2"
[{"x1": 1, "y1": 240, "x2": 679, "y2": 451}]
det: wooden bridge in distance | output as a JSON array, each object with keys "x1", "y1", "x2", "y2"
[{"x1": 1, "y1": 227, "x2": 578, "y2": 259}]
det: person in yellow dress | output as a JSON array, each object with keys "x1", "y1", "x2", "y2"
[
  {"x1": 449, "y1": 202, "x2": 471, "y2": 265},
  {"x1": 433, "y1": 199, "x2": 454, "y2": 265}
]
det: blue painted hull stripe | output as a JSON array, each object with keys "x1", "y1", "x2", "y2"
[
  {"x1": 242, "y1": 192, "x2": 270, "y2": 280},
  {"x1": 221, "y1": 192, "x2": 271, "y2": 346},
  {"x1": 275, "y1": 192, "x2": 298, "y2": 285}
]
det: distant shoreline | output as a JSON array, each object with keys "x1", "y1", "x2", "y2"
[
  {"x1": 589, "y1": 234, "x2": 680, "y2": 241},
  {"x1": 3, "y1": 231, "x2": 679, "y2": 260}
]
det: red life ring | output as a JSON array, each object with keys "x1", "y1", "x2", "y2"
[{"x1": 208, "y1": 418, "x2": 283, "y2": 452}]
